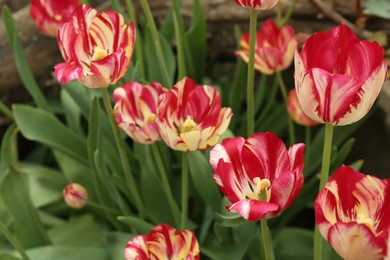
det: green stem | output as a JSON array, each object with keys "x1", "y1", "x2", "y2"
[
  {"x1": 246, "y1": 8, "x2": 258, "y2": 136},
  {"x1": 173, "y1": 11, "x2": 187, "y2": 79},
  {"x1": 101, "y1": 88, "x2": 145, "y2": 218},
  {"x1": 87, "y1": 201, "x2": 122, "y2": 215},
  {"x1": 276, "y1": 2, "x2": 283, "y2": 26},
  {"x1": 280, "y1": 0, "x2": 299, "y2": 26},
  {"x1": 261, "y1": 219, "x2": 275, "y2": 260},
  {"x1": 0, "y1": 220, "x2": 29, "y2": 260},
  {"x1": 0, "y1": 102, "x2": 13, "y2": 120},
  {"x1": 256, "y1": 77, "x2": 278, "y2": 128},
  {"x1": 125, "y1": 0, "x2": 146, "y2": 79},
  {"x1": 276, "y1": 71, "x2": 295, "y2": 145},
  {"x1": 139, "y1": 0, "x2": 171, "y2": 88},
  {"x1": 151, "y1": 144, "x2": 181, "y2": 228},
  {"x1": 314, "y1": 123, "x2": 335, "y2": 260},
  {"x1": 181, "y1": 152, "x2": 189, "y2": 230}
]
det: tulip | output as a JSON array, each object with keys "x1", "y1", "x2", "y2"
[
  {"x1": 294, "y1": 24, "x2": 387, "y2": 126},
  {"x1": 210, "y1": 132, "x2": 304, "y2": 221},
  {"x1": 156, "y1": 77, "x2": 232, "y2": 152},
  {"x1": 233, "y1": 0, "x2": 280, "y2": 10},
  {"x1": 113, "y1": 82, "x2": 166, "y2": 144},
  {"x1": 54, "y1": 5, "x2": 135, "y2": 88},
  {"x1": 30, "y1": 0, "x2": 80, "y2": 37},
  {"x1": 315, "y1": 165, "x2": 390, "y2": 259},
  {"x1": 63, "y1": 183, "x2": 88, "y2": 209},
  {"x1": 236, "y1": 19, "x2": 298, "y2": 75},
  {"x1": 287, "y1": 89, "x2": 319, "y2": 127},
  {"x1": 124, "y1": 224, "x2": 200, "y2": 260}
]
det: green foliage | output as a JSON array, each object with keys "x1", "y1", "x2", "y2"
[{"x1": 364, "y1": 0, "x2": 390, "y2": 19}]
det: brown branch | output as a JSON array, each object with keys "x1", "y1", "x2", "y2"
[{"x1": 308, "y1": 0, "x2": 372, "y2": 39}]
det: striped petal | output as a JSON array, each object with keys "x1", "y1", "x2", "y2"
[
  {"x1": 229, "y1": 199, "x2": 279, "y2": 221},
  {"x1": 233, "y1": 0, "x2": 280, "y2": 10}
]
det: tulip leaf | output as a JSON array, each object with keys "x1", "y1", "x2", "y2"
[
  {"x1": 274, "y1": 227, "x2": 313, "y2": 260},
  {"x1": 2, "y1": 6, "x2": 49, "y2": 111},
  {"x1": 60, "y1": 89, "x2": 82, "y2": 134},
  {"x1": 117, "y1": 216, "x2": 154, "y2": 234},
  {"x1": 188, "y1": 151, "x2": 222, "y2": 213},
  {"x1": 329, "y1": 138, "x2": 355, "y2": 173},
  {"x1": 349, "y1": 159, "x2": 364, "y2": 171},
  {"x1": 26, "y1": 246, "x2": 108, "y2": 260},
  {"x1": 185, "y1": 0, "x2": 207, "y2": 82},
  {"x1": 0, "y1": 166, "x2": 51, "y2": 248},
  {"x1": 104, "y1": 232, "x2": 132, "y2": 260},
  {"x1": 214, "y1": 213, "x2": 246, "y2": 227},
  {"x1": 0, "y1": 124, "x2": 18, "y2": 174},
  {"x1": 0, "y1": 253, "x2": 21, "y2": 260},
  {"x1": 364, "y1": 0, "x2": 390, "y2": 19},
  {"x1": 13, "y1": 105, "x2": 88, "y2": 165}
]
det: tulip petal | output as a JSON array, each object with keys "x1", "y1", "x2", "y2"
[
  {"x1": 54, "y1": 62, "x2": 86, "y2": 84},
  {"x1": 328, "y1": 222, "x2": 384, "y2": 260},
  {"x1": 229, "y1": 199, "x2": 279, "y2": 221},
  {"x1": 124, "y1": 235, "x2": 150, "y2": 260}
]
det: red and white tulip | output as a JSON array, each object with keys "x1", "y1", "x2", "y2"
[
  {"x1": 113, "y1": 82, "x2": 166, "y2": 144},
  {"x1": 233, "y1": 0, "x2": 280, "y2": 10},
  {"x1": 236, "y1": 19, "x2": 298, "y2": 74},
  {"x1": 124, "y1": 224, "x2": 200, "y2": 260},
  {"x1": 63, "y1": 183, "x2": 88, "y2": 209},
  {"x1": 30, "y1": 0, "x2": 80, "y2": 37},
  {"x1": 157, "y1": 77, "x2": 232, "y2": 152},
  {"x1": 294, "y1": 24, "x2": 387, "y2": 126},
  {"x1": 54, "y1": 5, "x2": 135, "y2": 88},
  {"x1": 287, "y1": 89, "x2": 319, "y2": 127},
  {"x1": 315, "y1": 165, "x2": 390, "y2": 259},
  {"x1": 210, "y1": 132, "x2": 304, "y2": 221}
]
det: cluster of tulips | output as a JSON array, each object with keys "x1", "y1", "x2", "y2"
[{"x1": 4, "y1": 0, "x2": 388, "y2": 259}]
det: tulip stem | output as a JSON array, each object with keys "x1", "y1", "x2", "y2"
[
  {"x1": 0, "y1": 220, "x2": 29, "y2": 260},
  {"x1": 139, "y1": 0, "x2": 171, "y2": 88},
  {"x1": 87, "y1": 201, "x2": 122, "y2": 215},
  {"x1": 151, "y1": 144, "x2": 181, "y2": 228},
  {"x1": 101, "y1": 88, "x2": 145, "y2": 219},
  {"x1": 280, "y1": 0, "x2": 299, "y2": 26},
  {"x1": 276, "y1": 71, "x2": 296, "y2": 145},
  {"x1": 246, "y1": 7, "x2": 258, "y2": 137},
  {"x1": 261, "y1": 219, "x2": 275, "y2": 260},
  {"x1": 314, "y1": 123, "x2": 335, "y2": 260},
  {"x1": 181, "y1": 152, "x2": 189, "y2": 230}
]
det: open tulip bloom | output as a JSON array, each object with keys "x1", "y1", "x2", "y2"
[
  {"x1": 30, "y1": 0, "x2": 80, "y2": 37},
  {"x1": 294, "y1": 24, "x2": 387, "y2": 126},
  {"x1": 156, "y1": 77, "x2": 233, "y2": 152},
  {"x1": 54, "y1": 4, "x2": 135, "y2": 88},
  {"x1": 124, "y1": 224, "x2": 200, "y2": 260},
  {"x1": 236, "y1": 19, "x2": 298, "y2": 75},
  {"x1": 210, "y1": 132, "x2": 304, "y2": 221},
  {"x1": 233, "y1": 0, "x2": 280, "y2": 10},
  {"x1": 315, "y1": 165, "x2": 390, "y2": 259},
  {"x1": 113, "y1": 82, "x2": 166, "y2": 144}
]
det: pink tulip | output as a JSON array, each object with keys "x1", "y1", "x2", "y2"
[
  {"x1": 54, "y1": 5, "x2": 135, "y2": 88},
  {"x1": 287, "y1": 89, "x2": 319, "y2": 127},
  {"x1": 124, "y1": 224, "x2": 200, "y2": 260},
  {"x1": 63, "y1": 183, "x2": 88, "y2": 209},
  {"x1": 157, "y1": 77, "x2": 232, "y2": 152},
  {"x1": 315, "y1": 165, "x2": 390, "y2": 259},
  {"x1": 236, "y1": 19, "x2": 298, "y2": 74},
  {"x1": 113, "y1": 82, "x2": 166, "y2": 144},
  {"x1": 233, "y1": 0, "x2": 280, "y2": 10},
  {"x1": 294, "y1": 24, "x2": 387, "y2": 126},
  {"x1": 30, "y1": 0, "x2": 80, "y2": 37},
  {"x1": 210, "y1": 132, "x2": 304, "y2": 221}
]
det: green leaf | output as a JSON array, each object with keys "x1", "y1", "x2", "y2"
[
  {"x1": 188, "y1": 151, "x2": 222, "y2": 213},
  {"x1": 0, "y1": 124, "x2": 18, "y2": 174},
  {"x1": 13, "y1": 105, "x2": 88, "y2": 165},
  {"x1": 104, "y1": 232, "x2": 131, "y2": 260},
  {"x1": 0, "y1": 166, "x2": 50, "y2": 248},
  {"x1": 26, "y1": 246, "x2": 108, "y2": 260},
  {"x1": 48, "y1": 215, "x2": 103, "y2": 247},
  {"x1": 349, "y1": 159, "x2": 364, "y2": 171},
  {"x1": 20, "y1": 164, "x2": 67, "y2": 208},
  {"x1": 60, "y1": 89, "x2": 82, "y2": 134},
  {"x1": 185, "y1": 0, "x2": 207, "y2": 82},
  {"x1": 364, "y1": 0, "x2": 390, "y2": 19},
  {"x1": 274, "y1": 228, "x2": 313, "y2": 260},
  {"x1": 330, "y1": 138, "x2": 355, "y2": 173},
  {"x1": 214, "y1": 213, "x2": 246, "y2": 227},
  {"x1": 117, "y1": 216, "x2": 154, "y2": 234},
  {"x1": 0, "y1": 252, "x2": 21, "y2": 260},
  {"x1": 2, "y1": 6, "x2": 49, "y2": 111}
]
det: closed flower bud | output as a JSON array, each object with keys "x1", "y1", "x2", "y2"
[{"x1": 63, "y1": 183, "x2": 88, "y2": 209}]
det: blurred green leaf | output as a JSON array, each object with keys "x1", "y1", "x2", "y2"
[
  {"x1": 0, "y1": 166, "x2": 50, "y2": 248},
  {"x1": 0, "y1": 124, "x2": 18, "y2": 174},
  {"x1": 0, "y1": 253, "x2": 21, "y2": 260},
  {"x1": 349, "y1": 159, "x2": 364, "y2": 171},
  {"x1": 364, "y1": 0, "x2": 390, "y2": 19},
  {"x1": 188, "y1": 151, "x2": 222, "y2": 213},
  {"x1": 214, "y1": 213, "x2": 246, "y2": 227},
  {"x1": 117, "y1": 216, "x2": 154, "y2": 234},
  {"x1": 26, "y1": 246, "x2": 108, "y2": 260},
  {"x1": 274, "y1": 228, "x2": 313, "y2": 260},
  {"x1": 13, "y1": 105, "x2": 88, "y2": 165},
  {"x1": 330, "y1": 138, "x2": 355, "y2": 173},
  {"x1": 60, "y1": 89, "x2": 82, "y2": 134},
  {"x1": 2, "y1": 6, "x2": 49, "y2": 111},
  {"x1": 104, "y1": 232, "x2": 131, "y2": 260}
]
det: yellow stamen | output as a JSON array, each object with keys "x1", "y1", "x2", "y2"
[
  {"x1": 91, "y1": 47, "x2": 108, "y2": 61},
  {"x1": 54, "y1": 15, "x2": 62, "y2": 21},
  {"x1": 253, "y1": 177, "x2": 271, "y2": 202},
  {"x1": 144, "y1": 113, "x2": 156, "y2": 123},
  {"x1": 356, "y1": 214, "x2": 375, "y2": 231},
  {"x1": 182, "y1": 116, "x2": 197, "y2": 133}
]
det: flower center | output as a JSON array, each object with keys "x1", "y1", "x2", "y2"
[
  {"x1": 356, "y1": 214, "x2": 375, "y2": 232},
  {"x1": 91, "y1": 47, "x2": 108, "y2": 61},
  {"x1": 144, "y1": 113, "x2": 156, "y2": 123},
  {"x1": 182, "y1": 116, "x2": 198, "y2": 133},
  {"x1": 253, "y1": 177, "x2": 271, "y2": 202}
]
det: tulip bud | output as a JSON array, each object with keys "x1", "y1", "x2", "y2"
[{"x1": 63, "y1": 183, "x2": 88, "y2": 209}]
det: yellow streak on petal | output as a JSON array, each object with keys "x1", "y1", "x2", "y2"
[{"x1": 91, "y1": 47, "x2": 108, "y2": 61}]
